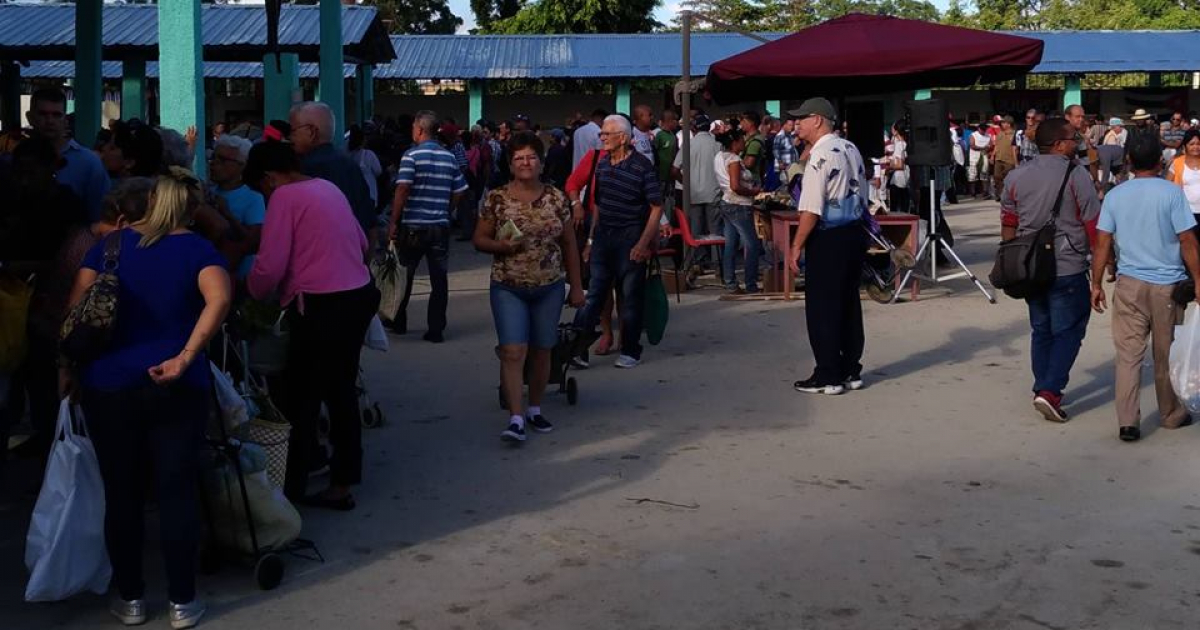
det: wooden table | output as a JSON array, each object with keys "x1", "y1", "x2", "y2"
[{"x1": 765, "y1": 210, "x2": 921, "y2": 301}]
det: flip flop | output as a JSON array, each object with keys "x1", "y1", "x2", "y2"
[{"x1": 594, "y1": 335, "x2": 615, "y2": 356}]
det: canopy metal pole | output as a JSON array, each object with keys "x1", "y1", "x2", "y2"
[{"x1": 681, "y1": 10, "x2": 692, "y2": 217}]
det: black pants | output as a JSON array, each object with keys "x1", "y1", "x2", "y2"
[
  {"x1": 282, "y1": 283, "x2": 379, "y2": 500},
  {"x1": 804, "y1": 224, "x2": 867, "y2": 384},
  {"x1": 82, "y1": 383, "x2": 207, "y2": 603},
  {"x1": 888, "y1": 184, "x2": 910, "y2": 213},
  {"x1": 396, "y1": 226, "x2": 450, "y2": 334}
]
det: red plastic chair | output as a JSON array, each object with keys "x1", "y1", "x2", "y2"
[{"x1": 673, "y1": 207, "x2": 725, "y2": 270}]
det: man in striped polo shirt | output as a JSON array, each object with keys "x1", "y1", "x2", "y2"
[
  {"x1": 574, "y1": 114, "x2": 664, "y2": 369},
  {"x1": 388, "y1": 110, "x2": 469, "y2": 343}
]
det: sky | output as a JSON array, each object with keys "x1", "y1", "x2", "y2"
[{"x1": 446, "y1": 0, "x2": 955, "y2": 33}]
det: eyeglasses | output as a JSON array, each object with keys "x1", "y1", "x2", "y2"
[
  {"x1": 1173, "y1": 118, "x2": 1184, "y2": 122},
  {"x1": 512, "y1": 154, "x2": 539, "y2": 163},
  {"x1": 598, "y1": 131, "x2": 625, "y2": 138},
  {"x1": 290, "y1": 124, "x2": 316, "y2": 137}
]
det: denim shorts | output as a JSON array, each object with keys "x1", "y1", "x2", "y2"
[{"x1": 490, "y1": 280, "x2": 565, "y2": 349}]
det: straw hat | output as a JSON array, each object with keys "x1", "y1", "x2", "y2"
[{"x1": 1130, "y1": 108, "x2": 1153, "y2": 121}]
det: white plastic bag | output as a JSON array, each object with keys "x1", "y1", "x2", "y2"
[
  {"x1": 211, "y1": 362, "x2": 249, "y2": 431},
  {"x1": 1170, "y1": 303, "x2": 1200, "y2": 413},
  {"x1": 24, "y1": 400, "x2": 111, "y2": 602},
  {"x1": 364, "y1": 315, "x2": 389, "y2": 352}
]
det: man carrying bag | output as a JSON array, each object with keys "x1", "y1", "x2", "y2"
[{"x1": 994, "y1": 118, "x2": 1101, "y2": 424}]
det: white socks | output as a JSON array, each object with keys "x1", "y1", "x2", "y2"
[
  {"x1": 509, "y1": 414, "x2": 524, "y2": 427},
  {"x1": 526, "y1": 406, "x2": 542, "y2": 419}
]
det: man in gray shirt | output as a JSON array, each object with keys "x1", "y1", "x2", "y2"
[
  {"x1": 1000, "y1": 118, "x2": 1101, "y2": 424},
  {"x1": 672, "y1": 113, "x2": 723, "y2": 272}
]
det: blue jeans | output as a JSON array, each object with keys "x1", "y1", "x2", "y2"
[
  {"x1": 1026, "y1": 272, "x2": 1091, "y2": 396},
  {"x1": 573, "y1": 225, "x2": 647, "y2": 360},
  {"x1": 490, "y1": 280, "x2": 565, "y2": 349},
  {"x1": 721, "y1": 202, "x2": 762, "y2": 291}
]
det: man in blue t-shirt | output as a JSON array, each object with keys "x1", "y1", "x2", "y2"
[
  {"x1": 387, "y1": 110, "x2": 468, "y2": 342},
  {"x1": 209, "y1": 135, "x2": 266, "y2": 279},
  {"x1": 573, "y1": 115, "x2": 664, "y2": 369},
  {"x1": 1091, "y1": 136, "x2": 1200, "y2": 443}
]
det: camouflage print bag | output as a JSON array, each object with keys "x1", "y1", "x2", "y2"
[{"x1": 60, "y1": 232, "x2": 122, "y2": 363}]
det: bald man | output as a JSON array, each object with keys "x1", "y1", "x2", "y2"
[
  {"x1": 288, "y1": 102, "x2": 375, "y2": 232},
  {"x1": 631, "y1": 105, "x2": 656, "y2": 163}
]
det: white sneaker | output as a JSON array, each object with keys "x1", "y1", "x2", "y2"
[
  {"x1": 844, "y1": 374, "x2": 864, "y2": 391},
  {"x1": 614, "y1": 355, "x2": 641, "y2": 369},
  {"x1": 169, "y1": 600, "x2": 206, "y2": 629}
]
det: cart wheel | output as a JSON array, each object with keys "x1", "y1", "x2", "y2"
[
  {"x1": 361, "y1": 404, "x2": 383, "y2": 429},
  {"x1": 255, "y1": 553, "x2": 285, "y2": 591},
  {"x1": 566, "y1": 377, "x2": 578, "y2": 405}
]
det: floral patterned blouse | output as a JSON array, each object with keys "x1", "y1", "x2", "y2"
[{"x1": 481, "y1": 184, "x2": 570, "y2": 288}]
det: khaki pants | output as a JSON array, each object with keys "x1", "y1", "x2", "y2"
[{"x1": 1112, "y1": 276, "x2": 1189, "y2": 428}]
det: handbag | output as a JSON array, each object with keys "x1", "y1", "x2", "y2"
[
  {"x1": 989, "y1": 164, "x2": 1075, "y2": 300},
  {"x1": 59, "y1": 232, "x2": 122, "y2": 363},
  {"x1": 644, "y1": 257, "x2": 669, "y2": 346},
  {"x1": 0, "y1": 271, "x2": 32, "y2": 374}
]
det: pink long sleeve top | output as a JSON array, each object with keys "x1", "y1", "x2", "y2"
[{"x1": 248, "y1": 177, "x2": 371, "y2": 310}]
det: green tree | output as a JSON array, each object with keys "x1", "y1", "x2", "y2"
[
  {"x1": 471, "y1": 0, "x2": 526, "y2": 32},
  {"x1": 488, "y1": 0, "x2": 661, "y2": 33},
  {"x1": 364, "y1": 0, "x2": 462, "y2": 34},
  {"x1": 674, "y1": 0, "x2": 772, "y2": 30}
]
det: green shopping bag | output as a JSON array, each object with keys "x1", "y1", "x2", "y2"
[{"x1": 644, "y1": 257, "x2": 669, "y2": 346}]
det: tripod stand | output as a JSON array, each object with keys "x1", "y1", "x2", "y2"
[{"x1": 890, "y1": 177, "x2": 995, "y2": 304}]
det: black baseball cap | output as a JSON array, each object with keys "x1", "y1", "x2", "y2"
[{"x1": 787, "y1": 97, "x2": 837, "y2": 121}]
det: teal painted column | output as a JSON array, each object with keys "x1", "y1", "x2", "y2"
[
  {"x1": 121, "y1": 58, "x2": 147, "y2": 121},
  {"x1": 355, "y1": 64, "x2": 375, "y2": 125},
  {"x1": 319, "y1": 0, "x2": 345, "y2": 146},
  {"x1": 66, "y1": 80, "x2": 75, "y2": 116},
  {"x1": 765, "y1": 100, "x2": 781, "y2": 118},
  {"x1": 158, "y1": 0, "x2": 206, "y2": 178},
  {"x1": 264, "y1": 53, "x2": 300, "y2": 125},
  {"x1": 75, "y1": 0, "x2": 103, "y2": 146},
  {"x1": 914, "y1": 89, "x2": 932, "y2": 100},
  {"x1": 0, "y1": 62, "x2": 19, "y2": 132},
  {"x1": 468, "y1": 79, "x2": 485, "y2": 126},
  {"x1": 615, "y1": 79, "x2": 631, "y2": 115},
  {"x1": 1063, "y1": 75, "x2": 1082, "y2": 109},
  {"x1": 1149, "y1": 72, "x2": 1162, "y2": 88}
]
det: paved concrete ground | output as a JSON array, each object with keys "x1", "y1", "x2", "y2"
[{"x1": 5, "y1": 200, "x2": 1200, "y2": 630}]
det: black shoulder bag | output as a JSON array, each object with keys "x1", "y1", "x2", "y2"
[{"x1": 989, "y1": 163, "x2": 1075, "y2": 300}]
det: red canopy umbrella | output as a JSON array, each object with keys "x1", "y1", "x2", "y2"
[{"x1": 705, "y1": 13, "x2": 1044, "y2": 105}]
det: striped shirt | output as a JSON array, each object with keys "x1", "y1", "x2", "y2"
[
  {"x1": 396, "y1": 141, "x2": 469, "y2": 226},
  {"x1": 595, "y1": 151, "x2": 661, "y2": 230}
]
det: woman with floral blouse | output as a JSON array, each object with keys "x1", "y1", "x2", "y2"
[{"x1": 474, "y1": 132, "x2": 584, "y2": 444}]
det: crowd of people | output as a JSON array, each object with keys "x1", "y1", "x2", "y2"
[{"x1": 6, "y1": 84, "x2": 1200, "y2": 626}]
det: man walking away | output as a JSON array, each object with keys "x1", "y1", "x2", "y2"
[
  {"x1": 787, "y1": 98, "x2": 870, "y2": 396},
  {"x1": 388, "y1": 111, "x2": 468, "y2": 343},
  {"x1": 1090, "y1": 136, "x2": 1200, "y2": 442},
  {"x1": 572, "y1": 109, "x2": 606, "y2": 168},
  {"x1": 289, "y1": 102, "x2": 375, "y2": 234},
  {"x1": 671, "y1": 114, "x2": 723, "y2": 274},
  {"x1": 1000, "y1": 118, "x2": 1101, "y2": 423}
]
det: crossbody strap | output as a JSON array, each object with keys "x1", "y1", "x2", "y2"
[
  {"x1": 102, "y1": 229, "x2": 122, "y2": 274},
  {"x1": 1048, "y1": 162, "x2": 1076, "y2": 225}
]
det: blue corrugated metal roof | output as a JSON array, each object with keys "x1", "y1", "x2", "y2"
[
  {"x1": 0, "y1": 3, "x2": 386, "y2": 59},
  {"x1": 1004, "y1": 31, "x2": 1200, "y2": 73},
  {"x1": 14, "y1": 30, "x2": 1200, "y2": 79},
  {"x1": 20, "y1": 60, "x2": 343, "y2": 80},
  {"x1": 376, "y1": 33, "x2": 786, "y2": 80}
]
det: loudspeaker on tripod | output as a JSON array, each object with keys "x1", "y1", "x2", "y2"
[{"x1": 904, "y1": 99, "x2": 952, "y2": 167}]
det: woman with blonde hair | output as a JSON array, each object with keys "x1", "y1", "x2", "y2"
[{"x1": 65, "y1": 166, "x2": 232, "y2": 629}]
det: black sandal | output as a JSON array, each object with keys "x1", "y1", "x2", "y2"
[
  {"x1": 1119, "y1": 426, "x2": 1140, "y2": 442},
  {"x1": 299, "y1": 493, "x2": 356, "y2": 511}
]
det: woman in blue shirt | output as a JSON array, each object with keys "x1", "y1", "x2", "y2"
[{"x1": 63, "y1": 167, "x2": 232, "y2": 630}]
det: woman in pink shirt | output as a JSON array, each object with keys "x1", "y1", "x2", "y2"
[{"x1": 245, "y1": 141, "x2": 380, "y2": 511}]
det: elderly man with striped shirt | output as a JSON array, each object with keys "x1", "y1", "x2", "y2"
[
  {"x1": 573, "y1": 114, "x2": 665, "y2": 369},
  {"x1": 388, "y1": 110, "x2": 469, "y2": 343}
]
